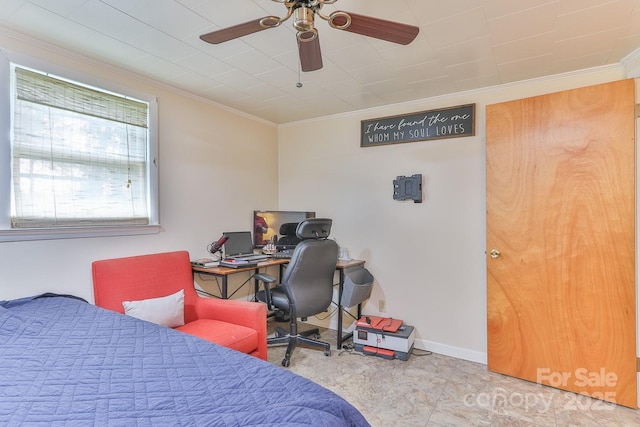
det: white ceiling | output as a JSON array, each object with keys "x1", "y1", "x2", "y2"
[{"x1": 1, "y1": 0, "x2": 639, "y2": 124}]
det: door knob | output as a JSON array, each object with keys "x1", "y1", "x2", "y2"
[{"x1": 490, "y1": 249, "x2": 501, "y2": 259}]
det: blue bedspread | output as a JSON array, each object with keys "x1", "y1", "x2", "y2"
[{"x1": 0, "y1": 295, "x2": 369, "y2": 426}]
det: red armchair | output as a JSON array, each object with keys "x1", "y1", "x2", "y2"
[{"x1": 92, "y1": 251, "x2": 267, "y2": 360}]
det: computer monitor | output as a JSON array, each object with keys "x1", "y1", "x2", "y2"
[{"x1": 253, "y1": 210, "x2": 316, "y2": 248}]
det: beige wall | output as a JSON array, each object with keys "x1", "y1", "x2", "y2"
[{"x1": 277, "y1": 66, "x2": 631, "y2": 362}]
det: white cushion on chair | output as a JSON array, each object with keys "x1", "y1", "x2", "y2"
[{"x1": 122, "y1": 289, "x2": 185, "y2": 328}]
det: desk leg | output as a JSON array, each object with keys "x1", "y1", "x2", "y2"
[
  {"x1": 337, "y1": 269, "x2": 346, "y2": 349},
  {"x1": 221, "y1": 276, "x2": 228, "y2": 299},
  {"x1": 336, "y1": 268, "x2": 364, "y2": 349}
]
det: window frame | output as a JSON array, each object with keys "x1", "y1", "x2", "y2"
[{"x1": 0, "y1": 50, "x2": 160, "y2": 242}]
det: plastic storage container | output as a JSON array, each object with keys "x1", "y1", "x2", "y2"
[{"x1": 341, "y1": 266, "x2": 374, "y2": 307}]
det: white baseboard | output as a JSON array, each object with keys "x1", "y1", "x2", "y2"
[
  {"x1": 305, "y1": 315, "x2": 488, "y2": 364},
  {"x1": 414, "y1": 338, "x2": 487, "y2": 365}
]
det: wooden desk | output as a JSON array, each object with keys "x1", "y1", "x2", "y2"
[
  {"x1": 193, "y1": 257, "x2": 366, "y2": 348},
  {"x1": 192, "y1": 258, "x2": 289, "y2": 299}
]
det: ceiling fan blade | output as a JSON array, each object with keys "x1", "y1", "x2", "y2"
[
  {"x1": 298, "y1": 32, "x2": 323, "y2": 72},
  {"x1": 200, "y1": 18, "x2": 274, "y2": 44},
  {"x1": 332, "y1": 12, "x2": 419, "y2": 45}
]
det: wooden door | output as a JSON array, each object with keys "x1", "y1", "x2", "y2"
[{"x1": 486, "y1": 79, "x2": 637, "y2": 408}]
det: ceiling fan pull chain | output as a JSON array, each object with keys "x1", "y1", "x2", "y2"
[{"x1": 296, "y1": 61, "x2": 303, "y2": 88}]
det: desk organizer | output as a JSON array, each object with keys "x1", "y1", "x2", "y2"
[{"x1": 341, "y1": 265, "x2": 374, "y2": 307}]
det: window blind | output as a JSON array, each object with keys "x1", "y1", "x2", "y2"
[{"x1": 11, "y1": 67, "x2": 150, "y2": 228}]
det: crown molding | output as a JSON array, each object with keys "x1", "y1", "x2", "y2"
[{"x1": 621, "y1": 47, "x2": 640, "y2": 78}]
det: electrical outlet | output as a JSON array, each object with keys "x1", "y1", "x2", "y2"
[{"x1": 379, "y1": 299, "x2": 386, "y2": 313}]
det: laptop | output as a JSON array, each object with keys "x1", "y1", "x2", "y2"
[{"x1": 222, "y1": 231, "x2": 268, "y2": 261}]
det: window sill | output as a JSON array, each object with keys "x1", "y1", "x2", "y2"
[{"x1": 0, "y1": 224, "x2": 163, "y2": 243}]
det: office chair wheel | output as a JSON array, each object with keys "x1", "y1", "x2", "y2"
[
  {"x1": 324, "y1": 349, "x2": 331, "y2": 356},
  {"x1": 281, "y1": 358, "x2": 291, "y2": 367}
]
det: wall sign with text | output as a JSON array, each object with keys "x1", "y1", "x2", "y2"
[{"x1": 361, "y1": 104, "x2": 475, "y2": 147}]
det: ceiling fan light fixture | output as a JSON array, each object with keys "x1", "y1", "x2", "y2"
[
  {"x1": 328, "y1": 11, "x2": 351, "y2": 30},
  {"x1": 293, "y1": 6, "x2": 315, "y2": 32},
  {"x1": 297, "y1": 29, "x2": 318, "y2": 43},
  {"x1": 259, "y1": 16, "x2": 283, "y2": 28}
]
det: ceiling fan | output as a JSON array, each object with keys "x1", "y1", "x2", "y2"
[{"x1": 199, "y1": 0, "x2": 420, "y2": 72}]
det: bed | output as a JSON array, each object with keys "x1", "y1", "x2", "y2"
[{"x1": 0, "y1": 294, "x2": 369, "y2": 426}]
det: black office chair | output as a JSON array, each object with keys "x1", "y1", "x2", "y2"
[
  {"x1": 255, "y1": 218, "x2": 339, "y2": 367},
  {"x1": 275, "y1": 222, "x2": 301, "y2": 249}
]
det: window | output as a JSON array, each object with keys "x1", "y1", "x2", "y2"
[{"x1": 0, "y1": 52, "x2": 159, "y2": 242}]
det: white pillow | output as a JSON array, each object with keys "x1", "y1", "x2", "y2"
[{"x1": 122, "y1": 289, "x2": 185, "y2": 328}]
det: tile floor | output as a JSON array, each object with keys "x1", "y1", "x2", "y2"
[{"x1": 266, "y1": 323, "x2": 640, "y2": 427}]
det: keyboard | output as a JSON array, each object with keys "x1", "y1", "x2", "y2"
[{"x1": 272, "y1": 251, "x2": 293, "y2": 259}]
